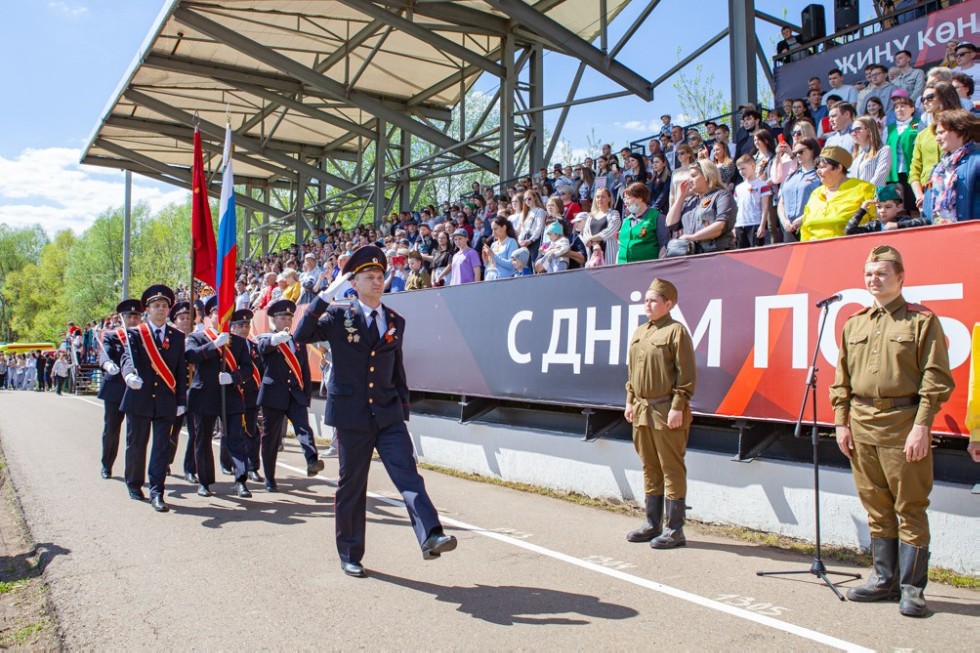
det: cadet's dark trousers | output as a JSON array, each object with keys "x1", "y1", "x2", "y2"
[
  {"x1": 198, "y1": 413, "x2": 249, "y2": 483},
  {"x1": 192, "y1": 413, "x2": 218, "y2": 487},
  {"x1": 244, "y1": 407, "x2": 262, "y2": 473},
  {"x1": 183, "y1": 413, "x2": 197, "y2": 476},
  {"x1": 101, "y1": 400, "x2": 125, "y2": 471},
  {"x1": 124, "y1": 415, "x2": 173, "y2": 498},
  {"x1": 334, "y1": 420, "x2": 442, "y2": 565},
  {"x1": 168, "y1": 415, "x2": 184, "y2": 466},
  {"x1": 262, "y1": 401, "x2": 319, "y2": 482}
]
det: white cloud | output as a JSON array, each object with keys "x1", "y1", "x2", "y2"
[
  {"x1": 615, "y1": 120, "x2": 660, "y2": 133},
  {"x1": 0, "y1": 147, "x2": 188, "y2": 234},
  {"x1": 48, "y1": 1, "x2": 89, "y2": 18}
]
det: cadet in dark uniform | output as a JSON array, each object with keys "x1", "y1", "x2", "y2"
[
  {"x1": 120, "y1": 285, "x2": 188, "y2": 513},
  {"x1": 831, "y1": 245, "x2": 955, "y2": 617},
  {"x1": 229, "y1": 309, "x2": 264, "y2": 482},
  {"x1": 256, "y1": 299, "x2": 324, "y2": 492},
  {"x1": 624, "y1": 278, "x2": 697, "y2": 550},
  {"x1": 98, "y1": 298, "x2": 143, "y2": 479},
  {"x1": 166, "y1": 301, "x2": 197, "y2": 480},
  {"x1": 294, "y1": 245, "x2": 456, "y2": 578},
  {"x1": 185, "y1": 296, "x2": 255, "y2": 498}
]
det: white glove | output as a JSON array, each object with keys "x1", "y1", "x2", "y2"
[
  {"x1": 102, "y1": 361, "x2": 120, "y2": 376},
  {"x1": 319, "y1": 272, "x2": 352, "y2": 303},
  {"x1": 218, "y1": 372, "x2": 233, "y2": 385},
  {"x1": 213, "y1": 332, "x2": 230, "y2": 348},
  {"x1": 269, "y1": 330, "x2": 291, "y2": 347},
  {"x1": 176, "y1": 406, "x2": 186, "y2": 417},
  {"x1": 125, "y1": 374, "x2": 143, "y2": 390}
]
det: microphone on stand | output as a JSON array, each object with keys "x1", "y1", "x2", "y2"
[{"x1": 815, "y1": 293, "x2": 842, "y2": 308}]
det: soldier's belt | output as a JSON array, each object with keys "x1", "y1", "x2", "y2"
[
  {"x1": 851, "y1": 395, "x2": 918, "y2": 410},
  {"x1": 642, "y1": 395, "x2": 672, "y2": 407}
]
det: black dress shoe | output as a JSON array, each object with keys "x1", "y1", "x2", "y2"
[
  {"x1": 341, "y1": 562, "x2": 367, "y2": 578},
  {"x1": 306, "y1": 459, "x2": 325, "y2": 477},
  {"x1": 197, "y1": 485, "x2": 212, "y2": 497},
  {"x1": 128, "y1": 489, "x2": 146, "y2": 501},
  {"x1": 421, "y1": 532, "x2": 458, "y2": 560},
  {"x1": 220, "y1": 465, "x2": 233, "y2": 476},
  {"x1": 151, "y1": 496, "x2": 169, "y2": 513},
  {"x1": 184, "y1": 472, "x2": 198, "y2": 484},
  {"x1": 234, "y1": 482, "x2": 252, "y2": 498},
  {"x1": 265, "y1": 481, "x2": 279, "y2": 493},
  {"x1": 101, "y1": 467, "x2": 111, "y2": 480},
  {"x1": 247, "y1": 470, "x2": 263, "y2": 482}
]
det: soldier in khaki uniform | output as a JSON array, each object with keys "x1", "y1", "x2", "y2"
[
  {"x1": 625, "y1": 278, "x2": 697, "y2": 549},
  {"x1": 830, "y1": 245, "x2": 954, "y2": 618}
]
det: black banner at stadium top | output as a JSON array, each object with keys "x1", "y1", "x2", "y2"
[
  {"x1": 375, "y1": 223, "x2": 977, "y2": 437},
  {"x1": 774, "y1": 3, "x2": 978, "y2": 102}
]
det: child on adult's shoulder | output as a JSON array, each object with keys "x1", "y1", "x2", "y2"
[
  {"x1": 534, "y1": 222, "x2": 571, "y2": 273},
  {"x1": 845, "y1": 184, "x2": 931, "y2": 235}
]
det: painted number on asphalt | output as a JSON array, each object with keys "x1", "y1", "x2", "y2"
[
  {"x1": 583, "y1": 555, "x2": 637, "y2": 571},
  {"x1": 714, "y1": 595, "x2": 789, "y2": 617},
  {"x1": 490, "y1": 527, "x2": 533, "y2": 540}
]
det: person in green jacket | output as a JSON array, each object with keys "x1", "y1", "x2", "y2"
[
  {"x1": 617, "y1": 182, "x2": 660, "y2": 263},
  {"x1": 884, "y1": 90, "x2": 922, "y2": 215}
]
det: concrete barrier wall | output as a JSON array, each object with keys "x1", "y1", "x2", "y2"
[{"x1": 409, "y1": 414, "x2": 979, "y2": 575}]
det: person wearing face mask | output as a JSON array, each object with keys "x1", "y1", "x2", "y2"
[{"x1": 617, "y1": 182, "x2": 661, "y2": 263}]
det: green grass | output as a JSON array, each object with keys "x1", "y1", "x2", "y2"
[
  {"x1": 9, "y1": 621, "x2": 46, "y2": 645},
  {"x1": 0, "y1": 580, "x2": 26, "y2": 594}
]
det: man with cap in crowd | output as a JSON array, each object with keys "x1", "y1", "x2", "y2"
[
  {"x1": 98, "y1": 298, "x2": 143, "y2": 479},
  {"x1": 624, "y1": 278, "x2": 697, "y2": 550},
  {"x1": 229, "y1": 308, "x2": 264, "y2": 482},
  {"x1": 184, "y1": 295, "x2": 255, "y2": 497},
  {"x1": 166, "y1": 300, "x2": 198, "y2": 482},
  {"x1": 256, "y1": 299, "x2": 324, "y2": 492},
  {"x1": 120, "y1": 285, "x2": 188, "y2": 512},
  {"x1": 294, "y1": 245, "x2": 457, "y2": 578},
  {"x1": 831, "y1": 245, "x2": 955, "y2": 618}
]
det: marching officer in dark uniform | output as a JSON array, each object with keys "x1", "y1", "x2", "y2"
[
  {"x1": 256, "y1": 299, "x2": 324, "y2": 492},
  {"x1": 229, "y1": 309, "x2": 264, "y2": 482},
  {"x1": 185, "y1": 296, "x2": 255, "y2": 498},
  {"x1": 294, "y1": 245, "x2": 456, "y2": 578},
  {"x1": 120, "y1": 285, "x2": 188, "y2": 513},
  {"x1": 831, "y1": 245, "x2": 955, "y2": 617},
  {"x1": 98, "y1": 298, "x2": 143, "y2": 479},
  {"x1": 166, "y1": 300, "x2": 198, "y2": 481}
]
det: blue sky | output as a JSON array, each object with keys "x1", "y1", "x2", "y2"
[{"x1": 0, "y1": 0, "x2": 846, "y2": 234}]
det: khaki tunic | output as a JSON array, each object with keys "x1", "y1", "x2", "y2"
[
  {"x1": 829, "y1": 294, "x2": 955, "y2": 546},
  {"x1": 626, "y1": 315, "x2": 697, "y2": 498}
]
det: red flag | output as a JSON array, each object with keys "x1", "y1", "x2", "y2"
[{"x1": 191, "y1": 126, "x2": 217, "y2": 288}]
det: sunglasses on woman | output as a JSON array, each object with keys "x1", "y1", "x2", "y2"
[{"x1": 922, "y1": 93, "x2": 936, "y2": 102}]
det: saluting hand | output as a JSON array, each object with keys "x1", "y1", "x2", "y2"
[
  {"x1": 904, "y1": 424, "x2": 932, "y2": 462},
  {"x1": 320, "y1": 272, "x2": 352, "y2": 303},
  {"x1": 835, "y1": 425, "x2": 853, "y2": 460},
  {"x1": 269, "y1": 330, "x2": 291, "y2": 347}
]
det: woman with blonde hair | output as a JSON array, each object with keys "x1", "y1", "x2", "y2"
[
  {"x1": 850, "y1": 115, "x2": 892, "y2": 187},
  {"x1": 582, "y1": 187, "x2": 622, "y2": 265},
  {"x1": 515, "y1": 189, "x2": 546, "y2": 272}
]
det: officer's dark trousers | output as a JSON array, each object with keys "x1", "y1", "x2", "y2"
[
  {"x1": 168, "y1": 415, "x2": 184, "y2": 466},
  {"x1": 334, "y1": 420, "x2": 442, "y2": 564},
  {"x1": 183, "y1": 413, "x2": 197, "y2": 476},
  {"x1": 192, "y1": 413, "x2": 218, "y2": 487},
  {"x1": 101, "y1": 400, "x2": 125, "y2": 471},
  {"x1": 125, "y1": 415, "x2": 173, "y2": 498},
  {"x1": 262, "y1": 401, "x2": 319, "y2": 481},
  {"x1": 244, "y1": 407, "x2": 263, "y2": 473}
]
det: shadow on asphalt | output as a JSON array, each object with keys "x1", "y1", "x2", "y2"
[
  {"x1": 0, "y1": 542, "x2": 72, "y2": 581},
  {"x1": 367, "y1": 571, "x2": 640, "y2": 625}
]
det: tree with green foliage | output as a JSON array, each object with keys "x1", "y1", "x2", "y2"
[{"x1": 0, "y1": 224, "x2": 49, "y2": 341}]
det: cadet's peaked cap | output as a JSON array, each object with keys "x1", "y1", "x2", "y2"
[
  {"x1": 647, "y1": 278, "x2": 678, "y2": 304},
  {"x1": 344, "y1": 244, "x2": 387, "y2": 276},
  {"x1": 203, "y1": 295, "x2": 218, "y2": 315},
  {"x1": 267, "y1": 299, "x2": 296, "y2": 317},
  {"x1": 141, "y1": 284, "x2": 175, "y2": 308},
  {"x1": 866, "y1": 245, "x2": 903, "y2": 266},
  {"x1": 116, "y1": 298, "x2": 143, "y2": 315},
  {"x1": 168, "y1": 301, "x2": 190, "y2": 321},
  {"x1": 231, "y1": 309, "x2": 254, "y2": 324}
]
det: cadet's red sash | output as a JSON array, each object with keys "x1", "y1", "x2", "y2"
[
  {"x1": 116, "y1": 328, "x2": 127, "y2": 346},
  {"x1": 204, "y1": 328, "x2": 239, "y2": 372},
  {"x1": 248, "y1": 340, "x2": 261, "y2": 387},
  {"x1": 138, "y1": 323, "x2": 176, "y2": 394},
  {"x1": 278, "y1": 342, "x2": 304, "y2": 390}
]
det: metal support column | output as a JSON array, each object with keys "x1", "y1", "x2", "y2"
[
  {"x1": 122, "y1": 170, "x2": 132, "y2": 300},
  {"x1": 244, "y1": 183, "x2": 253, "y2": 257},
  {"x1": 261, "y1": 186, "x2": 270, "y2": 255},
  {"x1": 295, "y1": 175, "x2": 306, "y2": 245},
  {"x1": 374, "y1": 121, "x2": 387, "y2": 224},
  {"x1": 728, "y1": 0, "x2": 757, "y2": 111},
  {"x1": 400, "y1": 128, "x2": 411, "y2": 211},
  {"x1": 528, "y1": 43, "x2": 545, "y2": 175},
  {"x1": 499, "y1": 34, "x2": 516, "y2": 183}
]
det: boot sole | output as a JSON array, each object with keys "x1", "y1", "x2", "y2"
[{"x1": 650, "y1": 540, "x2": 687, "y2": 549}]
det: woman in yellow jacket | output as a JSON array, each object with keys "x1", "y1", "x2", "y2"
[
  {"x1": 800, "y1": 146, "x2": 876, "y2": 241},
  {"x1": 281, "y1": 268, "x2": 302, "y2": 303},
  {"x1": 908, "y1": 81, "x2": 962, "y2": 216}
]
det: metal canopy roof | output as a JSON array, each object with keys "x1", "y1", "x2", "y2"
[{"x1": 81, "y1": 0, "x2": 636, "y2": 199}]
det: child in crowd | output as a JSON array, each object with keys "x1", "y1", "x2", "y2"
[
  {"x1": 845, "y1": 184, "x2": 931, "y2": 234},
  {"x1": 733, "y1": 155, "x2": 771, "y2": 248},
  {"x1": 534, "y1": 222, "x2": 571, "y2": 273},
  {"x1": 384, "y1": 250, "x2": 408, "y2": 293},
  {"x1": 511, "y1": 248, "x2": 531, "y2": 276},
  {"x1": 404, "y1": 250, "x2": 432, "y2": 291}
]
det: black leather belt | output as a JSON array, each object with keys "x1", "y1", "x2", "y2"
[{"x1": 852, "y1": 395, "x2": 918, "y2": 410}]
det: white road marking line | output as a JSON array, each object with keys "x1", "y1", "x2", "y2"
[{"x1": 65, "y1": 395, "x2": 871, "y2": 652}]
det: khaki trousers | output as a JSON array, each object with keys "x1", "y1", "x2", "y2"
[
  {"x1": 851, "y1": 441, "x2": 932, "y2": 547},
  {"x1": 632, "y1": 424, "x2": 689, "y2": 498}
]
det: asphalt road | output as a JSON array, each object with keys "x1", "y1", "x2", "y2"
[{"x1": 0, "y1": 390, "x2": 976, "y2": 650}]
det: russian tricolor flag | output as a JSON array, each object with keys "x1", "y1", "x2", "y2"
[{"x1": 216, "y1": 124, "x2": 237, "y2": 333}]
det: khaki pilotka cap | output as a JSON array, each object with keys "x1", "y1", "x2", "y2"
[
  {"x1": 866, "y1": 244, "x2": 904, "y2": 266},
  {"x1": 647, "y1": 278, "x2": 678, "y2": 304}
]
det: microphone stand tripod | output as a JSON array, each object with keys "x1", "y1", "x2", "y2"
[{"x1": 757, "y1": 301, "x2": 861, "y2": 601}]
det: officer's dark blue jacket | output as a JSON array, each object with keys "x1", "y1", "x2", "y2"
[
  {"x1": 120, "y1": 324, "x2": 187, "y2": 419},
  {"x1": 185, "y1": 331, "x2": 251, "y2": 416},
  {"x1": 256, "y1": 334, "x2": 312, "y2": 410},
  {"x1": 98, "y1": 329, "x2": 128, "y2": 403},
  {"x1": 294, "y1": 296, "x2": 409, "y2": 432},
  {"x1": 244, "y1": 339, "x2": 263, "y2": 406}
]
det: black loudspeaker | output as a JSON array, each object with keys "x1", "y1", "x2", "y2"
[
  {"x1": 835, "y1": 0, "x2": 860, "y2": 32},
  {"x1": 801, "y1": 4, "x2": 826, "y2": 43}
]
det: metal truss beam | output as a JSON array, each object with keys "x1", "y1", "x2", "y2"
[{"x1": 372, "y1": 0, "x2": 510, "y2": 35}]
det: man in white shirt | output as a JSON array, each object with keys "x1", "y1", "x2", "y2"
[
  {"x1": 953, "y1": 41, "x2": 979, "y2": 103},
  {"x1": 824, "y1": 68, "x2": 858, "y2": 106}
]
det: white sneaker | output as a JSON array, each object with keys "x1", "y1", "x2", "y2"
[{"x1": 323, "y1": 445, "x2": 338, "y2": 458}]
